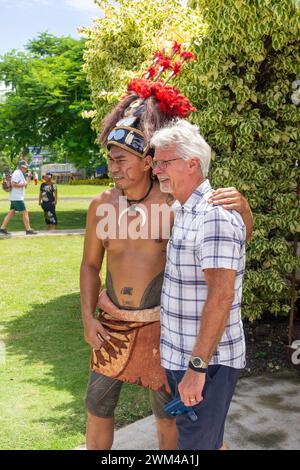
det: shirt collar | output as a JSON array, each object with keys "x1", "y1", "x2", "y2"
[{"x1": 172, "y1": 179, "x2": 212, "y2": 212}]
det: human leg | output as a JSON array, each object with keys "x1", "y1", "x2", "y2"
[
  {"x1": 86, "y1": 413, "x2": 115, "y2": 450},
  {"x1": 50, "y1": 205, "x2": 58, "y2": 227},
  {"x1": 156, "y1": 417, "x2": 177, "y2": 450},
  {"x1": 44, "y1": 203, "x2": 57, "y2": 228},
  {"x1": 165, "y1": 366, "x2": 241, "y2": 450},
  {"x1": 41, "y1": 203, "x2": 54, "y2": 229},
  {"x1": 150, "y1": 388, "x2": 177, "y2": 449},
  {"x1": 85, "y1": 371, "x2": 123, "y2": 450},
  {"x1": 42, "y1": 205, "x2": 50, "y2": 229},
  {"x1": 22, "y1": 209, "x2": 32, "y2": 231},
  {"x1": 219, "y1": 441, "x2": 229, "y2": 450},
  {"x1": 1, "y1": 209, "x2": 16, "y2": 229}
]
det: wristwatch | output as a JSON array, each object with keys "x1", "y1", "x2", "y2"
[{"x1": 188, "y1": 355, "x2": 208, "y2": 373}]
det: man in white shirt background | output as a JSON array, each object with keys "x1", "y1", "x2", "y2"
[{"x1": 0, "y1": 160, "x2": 37, "y2": 235}]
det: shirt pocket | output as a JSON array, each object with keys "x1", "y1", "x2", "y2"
[{"x1": 171, "y1": 238, "x2": 199, "y2": 275}]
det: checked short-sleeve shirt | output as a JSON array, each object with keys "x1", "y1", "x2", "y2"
[{"x1": 160, "y1": 179, "x2": 246, "y2": 370}]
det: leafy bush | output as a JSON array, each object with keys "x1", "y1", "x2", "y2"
[
  {"x1": 83, "y1": 0, "x2": 300, "y2": 321},
  {"x1": 190, "y1": 0, "x2": 300, "y2": 320},
  {"x1": 81, "y1": 0, "x2": 205, "y2": 131}
]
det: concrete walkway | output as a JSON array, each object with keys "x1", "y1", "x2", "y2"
[
  {"x1": 0, "y1": 229, "x2": 85, "y2": 239},
  {"x1": 75, "y1": 370, "x2": 300, "y2": 450}
]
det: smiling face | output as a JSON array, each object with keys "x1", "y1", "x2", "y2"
[
  {"x1": 153, "y1": 144, "x2": 203, "y2": 203},
  {"x1": 107, "y1": 146, "x2": 151, "y2": 190},
  {"x1": 152, "y1": 145, "x2": 186, "y2": 196}
]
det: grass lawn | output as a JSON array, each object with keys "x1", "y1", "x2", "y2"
[
  {"x1": 0, "y1": 236, "x2": 151, "y2": 450},
  {"x1": 0, "y1": 184, "x2": 109, "y2": 231},
  {"x1": 0, "y1": 200, "x2": 89, "y2": 231},
  {"x1": 20, "y1": 183, "x2": 110, "y2": 198}
]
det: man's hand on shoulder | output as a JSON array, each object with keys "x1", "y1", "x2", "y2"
[
  {"x1": 208, "y1": 187, "x2": 249, "y2": 215},
  {"x1": 208, "y1": 187, "x2": 253, "y2": 240}
]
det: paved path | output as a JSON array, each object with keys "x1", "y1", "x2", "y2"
[
  {"x1": 75, "y1": 370, "x2": 300, "y2": 450},
  {"x1": 0, "y1": 229, "x2": 85, "y2": 239}
]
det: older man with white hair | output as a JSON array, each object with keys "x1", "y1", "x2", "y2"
[{"x1": 151, "y1": 120, "x2": 249, "y2": 450}]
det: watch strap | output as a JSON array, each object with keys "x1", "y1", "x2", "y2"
[{"x1": 188, "y1": 361, "x2": 208, "y2": 373}]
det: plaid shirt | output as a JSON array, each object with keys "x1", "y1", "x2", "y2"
[{"x1": 160, "y1": 179, "x2": 246, "y2": 370}]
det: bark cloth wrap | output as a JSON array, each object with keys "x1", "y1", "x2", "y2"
[{"x1": 91, "y1": 305, "x2": 168, "y2": 392}]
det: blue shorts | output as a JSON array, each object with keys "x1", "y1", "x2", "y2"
[{"x1": 166, "y1": 365, "x2": 241, "y2": 450}]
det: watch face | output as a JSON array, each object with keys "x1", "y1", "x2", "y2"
[{"x1": 193, "y1": 358, "x2": 202, "y2": 367}]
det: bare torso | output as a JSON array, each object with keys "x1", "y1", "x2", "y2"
[{"x1": 97, "y1": 181, "x2": 174, "y2": 309}]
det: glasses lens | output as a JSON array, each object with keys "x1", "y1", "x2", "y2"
[{"x1": 152, "y1": 161, "x2": 164, "y2": 169}]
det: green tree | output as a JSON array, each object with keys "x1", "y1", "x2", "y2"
[
  {"x1": 189, "y1": 0, "x2": 300, "y2": 320},
  {"x1": 0, "y1": 33, "x2": 98, "y2": 168}
]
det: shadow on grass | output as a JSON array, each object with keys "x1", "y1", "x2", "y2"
[
  {"x1": 4, "y1": 292, "x2": 151, "y2": 441},
  {"x1": 5, "y1": 292, "x2": 89, "y2": 438},
  {"x1": 0, "y1": 209, "x2": 87, "y2": 231}
]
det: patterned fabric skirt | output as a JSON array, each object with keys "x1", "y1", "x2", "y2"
[{"x1": 41, "y1": 202, "x2": 57, "y2": 225}]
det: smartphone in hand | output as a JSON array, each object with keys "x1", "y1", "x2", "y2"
[{"x1": 164, "y1": 396, "x2": 198, "y2": 422}]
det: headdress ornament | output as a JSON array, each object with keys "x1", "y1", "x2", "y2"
[{"x1": 102, "y1": 41, "x2": 196, "y2": 158}]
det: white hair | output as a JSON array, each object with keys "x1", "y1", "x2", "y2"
[{"x1": 150, "y1": 119, "x2": 211, "y2": 178}]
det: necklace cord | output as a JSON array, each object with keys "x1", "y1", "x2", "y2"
[{"x1": 123, "y1": 180, "x2": 153, "y2": 205}]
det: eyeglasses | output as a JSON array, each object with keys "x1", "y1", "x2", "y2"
[{"x1": 151, "y1": 158, "x2": 182, "y2": 170}]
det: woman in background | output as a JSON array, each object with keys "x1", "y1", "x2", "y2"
[{"x1": 39, "y1": 172, "x2": 58, "y2": 230}]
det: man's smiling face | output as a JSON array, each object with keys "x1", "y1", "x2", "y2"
[
  {"x1": 152, "y1": 145, "x2": 185, "y2": 196},
  {"x1": 107, "y1": 146, "x2": 146, "y2": 190}
]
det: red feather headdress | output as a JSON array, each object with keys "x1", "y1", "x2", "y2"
[
  {"x1": 125, "y1": 41, "x2": 196, "y2": 119},
  {"x1": 127, "y1": 78, "x2": 196, "y2": 118},
  {"x1": 103, "y1": 41, "x2": 197, "y2": 157}
]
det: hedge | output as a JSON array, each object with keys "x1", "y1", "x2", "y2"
[{"x1": 83, "y1": 0, "x2": 300, "y2": 321}]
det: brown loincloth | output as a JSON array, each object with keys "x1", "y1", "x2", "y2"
[{"x1": 91, "y1": 308, "x2": 168, "y2": 391}]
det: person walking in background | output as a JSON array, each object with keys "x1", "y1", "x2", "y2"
[
  {"x1": 0, "y1": 160, "x2": 37, "y2": 235},
  {"x1": 39, "y1": 172, "x2": 58, "y2": 230}
]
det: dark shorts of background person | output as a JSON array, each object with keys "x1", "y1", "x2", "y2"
[
  {"x1": 41, "y1": 202, "x2": 57, "y2": 225},
  {"x1": 85, "y1": 370, "x2": 174, "y2": 420},
  {"x1": 10, "y1": 201, "x2": 26, "y2": 212},
  {"x1": 165, "y1": 365, "x2": 241, "y2": 450}
]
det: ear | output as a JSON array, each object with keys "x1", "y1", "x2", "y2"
[
  {"x1": 143, "y1": 154, "x2": 152, "y2": 171},
  {"x1": 188, "y1": 158, "x2": 200, "y2": 174}
]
